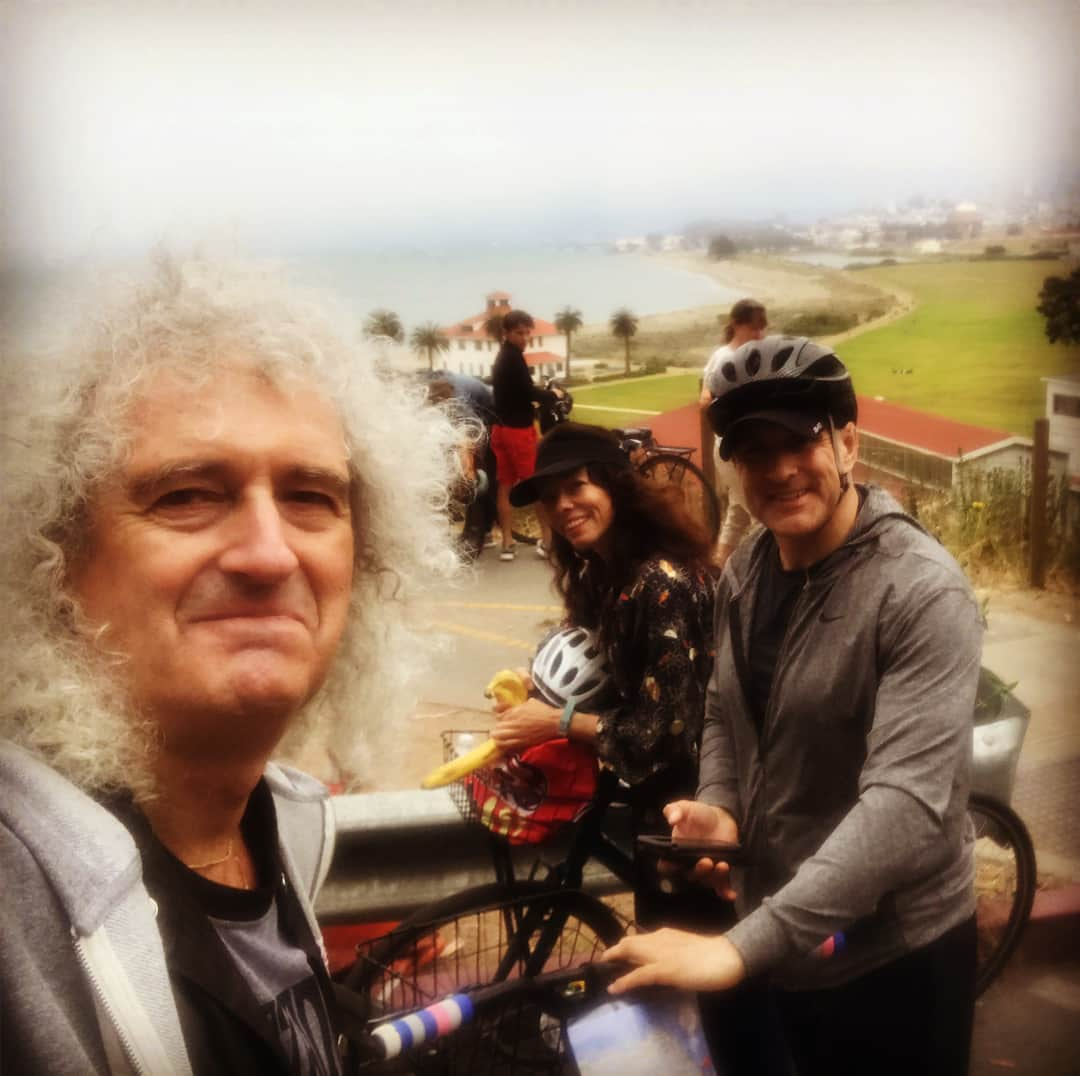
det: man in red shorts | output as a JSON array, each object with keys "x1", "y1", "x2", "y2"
[{"x1": 490, "y1": 309, "x2": 557, "y2": 560}]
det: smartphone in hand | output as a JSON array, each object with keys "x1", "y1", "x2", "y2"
[{"x1": 636, "y1": 834, "x2": 745, "y2": 865}]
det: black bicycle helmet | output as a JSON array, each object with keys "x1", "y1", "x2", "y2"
[
  {"x1": 706, "y1": 335, "x2": 857, "y2": 459},
  {"x1": 530, "y1": 627, "x2": 613, "y2": 711}
]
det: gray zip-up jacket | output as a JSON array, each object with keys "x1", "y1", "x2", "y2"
[
  {"x1": 698, "y1": 485, "x2": 982, "y2": 990},
  {"x1": 0, "y1": 740, "x2": 335, "y2": 1074}
]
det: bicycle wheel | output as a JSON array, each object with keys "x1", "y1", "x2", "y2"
[
  {"x1": 344, "y1": 882, "x2": 624, "y2": 1074},
  {"x1": 970, "y1": 793, "x2": 1036, "y2": 996},
  {"x1": 637, "y1": 452, "x2": 721, "y2": 545}
]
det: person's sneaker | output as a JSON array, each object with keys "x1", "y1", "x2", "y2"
[
  {"x1": 483, "y1": 535, "x2": 499, "y2": 548},
  {"x1": 535, "y1": 541, "x2": 548, "y2": 559},
  {"x1": 499, "y1": 547, "x2": 515, "y2": 562}
]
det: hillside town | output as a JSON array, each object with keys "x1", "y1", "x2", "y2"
[{"x1": 609, "y1": 188, "x2": 1080, "y2": 258}]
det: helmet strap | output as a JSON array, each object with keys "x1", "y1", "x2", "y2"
[{"x1": 828, "y1": 415, "x2": 851, "y2": 496}]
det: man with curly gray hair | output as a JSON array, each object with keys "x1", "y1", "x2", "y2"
[{"x1": 0, "y1": 256, "x2": 462, "y2": 1074}]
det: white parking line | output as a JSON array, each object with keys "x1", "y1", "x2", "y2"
[
  {"x1": 1029, "y1": 973, "x2": 1080, "y2": 1013},
  {"x1": 572, "y1": 403, "x2": 661, "y2": 415},
  {"x1": 426, "y1": 619, "x2": 536, "y2": 652}
]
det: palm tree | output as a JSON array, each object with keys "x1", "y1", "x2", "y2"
[
  {"x1": 609, "y1": 308, "x2": 638, "y2": 375},
  {"x1": 554, "y1": 306, "x2": 583, "y2": 381},
  {"x1": 410, "y1": 322, "x2": 450, "y2": 371},
  {"x1": 483, "y1": 313, "x2": 505, "y2": 345},
  {"x1": 363, "y1": 308, "x2": 405, "y2": 344}
]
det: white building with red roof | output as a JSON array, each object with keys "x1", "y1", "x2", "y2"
[
  {"x1": 440, "y1": 291, "x2": 567, "y2": 381},
  {"x1": 853, "y1": 395, "x2": 1070, "y2": 497}
]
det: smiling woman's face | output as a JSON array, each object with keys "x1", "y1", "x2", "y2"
[
  {"x1": 69, "y1": 363, "x2": 355, "y2": 761},
  {"x1": 538, "y1": 467, "x2": 615, "y2": 555}
]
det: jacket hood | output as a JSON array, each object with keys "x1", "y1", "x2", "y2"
[
  {"x1": 0, "y1": 743, "x2": 332, "y2": 940},
  {"x1": 727, "y1": 483, "x2": 928, "y2": 594},
  {"x1": 0, "y1": 740, "x2": 141, "y2": 937}
]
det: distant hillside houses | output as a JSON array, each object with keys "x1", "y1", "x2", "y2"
[
  {"x1": 439, "y1": 291, "x2": 567, "y2": 381},
  {"x1": 805, "y1": 201, "x2": 986, "y2": 249},
  {"x1": 612, "y1": 234, "x2": 689, "y2": 253}
]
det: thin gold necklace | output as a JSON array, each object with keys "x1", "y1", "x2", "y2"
[{"x1": 184, "y1": 839, "x2": 234, "y2": 871}]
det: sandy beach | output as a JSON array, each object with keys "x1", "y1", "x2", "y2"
[
  {"x1": 576, "y1": 250, "x2": 910, "y2": 356},
  {"x1": 580, "y1": 250, "x2": 905, "y2": 337}
]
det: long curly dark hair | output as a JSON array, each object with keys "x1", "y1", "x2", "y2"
[{"x1": 549, "y1": 461, "x2": 713, "y2": 656}]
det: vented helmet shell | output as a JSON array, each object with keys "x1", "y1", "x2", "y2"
[
  {"x1": 531, "y1": 627, "x2": 613, "y2": 711},
  {"x1": 706, "y1": 335, "x2": 857, "y2": 446}
]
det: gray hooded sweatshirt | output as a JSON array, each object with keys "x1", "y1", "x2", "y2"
[
  {"x1": 0, "y1": 741, "x2": 335, "y2": 1074},
  {"x1": 699, "y1": 485, "x2": 982, "y2": 990}
]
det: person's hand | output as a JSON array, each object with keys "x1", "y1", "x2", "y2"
[
  {"x1": 603, "y1": 929, "x2": 747, "y2": 994},
  {"x1": 514, "y1": 667, "x2": 535, "y2": 695},
  {"x1": 663, "y1": 800, "x2": 740, "y2": 900},
  {"x1": 490, "y1": 698, "x2": 560, "y2": 753}
]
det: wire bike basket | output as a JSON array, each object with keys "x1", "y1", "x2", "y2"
[{"x1": 441, "y1": 730, "x2": 598, "y2": 846}]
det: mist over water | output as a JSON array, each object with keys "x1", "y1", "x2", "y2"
[
  {"x1": 1, "y1": 246, "x2": 739, "y2": 353},
  {"x1": 287, "y1": 247, "x2": 738, "y2": 328}
]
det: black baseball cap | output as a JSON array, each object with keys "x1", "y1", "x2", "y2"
[{"x1": 509, "y1": 422, "x2": 631, "y2": 507}]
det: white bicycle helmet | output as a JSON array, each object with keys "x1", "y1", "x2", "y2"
[
  {"x1": 530, "y1": 627, "x2": 613, "y2": 710},
  {"x1": 705, "y1": 335, "x2": 857, "y2": 456}
]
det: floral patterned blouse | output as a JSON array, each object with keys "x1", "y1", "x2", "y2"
[{"x1": 594, "y1": 555, "x2": 715, "y2": 787}]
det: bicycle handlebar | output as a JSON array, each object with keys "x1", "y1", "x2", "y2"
[{"x1": 352, "y1": 959, "x2": 635, "y2": 1063}]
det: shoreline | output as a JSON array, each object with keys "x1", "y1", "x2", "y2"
[{"x1": 579, "y1": 250, "x2": 910, "y2": 345}]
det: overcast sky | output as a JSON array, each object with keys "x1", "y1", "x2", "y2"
[{"x1": 2, "y1": 0, "x2": 1078, "y2": 264}]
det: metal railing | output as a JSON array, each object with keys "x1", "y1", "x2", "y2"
[{"x1": 317, "y1": 788, "x2": 633, "y2": 924}]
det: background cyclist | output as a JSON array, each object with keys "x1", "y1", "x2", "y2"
[
  {"x1": 606, "y1": 337, "x2": 983, "y2": 1076},
  {"x1": 490, "y1": 421, "x2": 716, "y2": 926},
  {"x1": 699, "y1": 298, "x2": 769, "y2": 567},
  {"x1": 490, "y1": 308, "x2": 558, "y2": 560}
]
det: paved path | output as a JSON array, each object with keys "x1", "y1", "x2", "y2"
[{"x1": 980, "y1": 591, "x2": 1080, "y2": 881}]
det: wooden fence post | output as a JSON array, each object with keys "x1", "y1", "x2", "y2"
[
  {"x1": 699, "y1": 379, "x2": 716, "y2": 488},
  {"x1": 1029, "y1": 418, "x2": 1050, "y2": 589}
]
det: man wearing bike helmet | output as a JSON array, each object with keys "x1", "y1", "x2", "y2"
[{"x1": 606, "y1": 336, "x2": 983, "y2": 1076}]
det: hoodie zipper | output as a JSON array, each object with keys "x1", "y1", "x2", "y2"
[{"x1": 72, "y1": 928, "x2": 148, "y2": 1075}]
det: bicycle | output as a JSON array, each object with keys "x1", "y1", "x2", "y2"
[
  {"x1": 614, "y1": 426, "x2": 721, "y2": 545},
  {"x1": 339, "y1": 755, "x2": 645, "y2": 1073},
  {"x1": 968, "y1": 792, "x2": 1036, "y2": 995},
  {"x1": 969, "y1": 667, "x2": 1037, "y2": 995},
  {"x1": 338, "y1": 667, "x2": 1032, "y2": 1071},
  {"x1": 337, "y1": 955, "x2": 713, "y2": 1075}
]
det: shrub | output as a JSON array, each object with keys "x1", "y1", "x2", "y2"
[
  {"x1": 708, "y1": 235, "x2": 737, "y2": 260},
  {"x1": 905, "y1": 464, "x2": 1078, "y2": 589},
  {"x1": 780, "y1": 310, "x2": 860, "y2": 336}
]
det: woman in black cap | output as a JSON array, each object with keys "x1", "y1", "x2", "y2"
[{"x1": 492, "y1": 422, "x2": 715, "y2": 919}]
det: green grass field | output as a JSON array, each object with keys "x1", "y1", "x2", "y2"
[
  {"x1": 571, "y1": 260, "x2": 1079, "y2": 437},
  {"x1": 839, "y1": 260, "x2": 1079, "y2": 435},
  {"x1": 570, "y1": 373, "x2": 700, "y2": 429}
]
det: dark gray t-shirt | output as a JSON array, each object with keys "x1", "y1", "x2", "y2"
[
  {"x1": 212, "y1": 895, "x2": 339, "y2": 1076},
  {"x1": 110, "y1": 783, "x2": 342, "y2": 1075}
]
